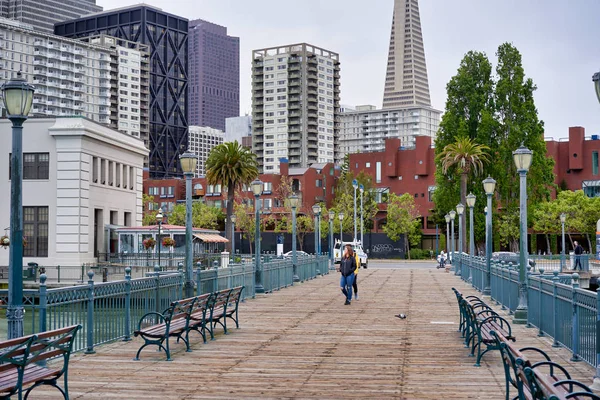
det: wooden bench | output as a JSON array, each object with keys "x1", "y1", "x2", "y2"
[
  {"x1": 0, "y1": 325, "x2": 81, "y2": 400},
  {"x1": 517, "y1": 358, "x2": 600, "y2": 400},
  {"x1": 134, "y1": 296, "x2": 199, "y2": 361},
  {"x1": 452, "y1": 288, "x2": 514, "y2": 366},
  {"x1": 206, "y1": 286, "x2": 245, "y2": 340}
]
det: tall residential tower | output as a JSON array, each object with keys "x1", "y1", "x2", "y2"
[
  {"x1": 251, "y1": 43, "x2": 340, "y2": 173},
  {"x1": 382, "y1": 0, "x2": 431, "y2": 109},
  {"x1": 0, "y1": 0, "x2": 102, "y2": 33},
  {"x1": 189, "y1": 19, "x2": 239, "y2": 131}
]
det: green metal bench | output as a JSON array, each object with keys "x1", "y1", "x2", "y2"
[
  {"x1": 208, "y1": 286, "x2": 244, "y2": 338},
  {"x1": 0, "y1": 324, "x2": 81, "y2": 400}
]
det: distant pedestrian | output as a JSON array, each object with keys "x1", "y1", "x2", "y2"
[
  {"x1": 339, "y1": 244, "x2": 357, "y2": 305},
  {"x1": 574, "y1": 241, "x2": 584, "y2": 270}
]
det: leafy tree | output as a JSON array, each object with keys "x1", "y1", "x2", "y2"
[
  {"x1": 233, "y1": 202, "x2": 256, "y2": 254},
  {"x1": 493, "y1": 43, "x2": 555, "y2": 217},
  {"x1": 433, "y1": 51, "x2": 495, "y2": 247},
  {"x1": 383, "y1": 193, "x2": 422, "y2": 259},
  {"x1": 206, "y1": 141, "x2": 259, "y2": 252},
  {"x1": 295, "y1": 215, "x2": 313, "y2": 252},
  {"x1": 167, "y1": 202, "x2": 224, "y2": 230},
  {"x1": 331, "y1": 171, "x2": 378, "y2": 241},
  {"x1": 437, "y1": 137, "x2": 490, "y2": 252},
  {"x1": 142, "y1": 193, "x2": 158, "y2": 226},
  {"x1": 498, "y1": 210, "x2": 520, "y2": 252}
]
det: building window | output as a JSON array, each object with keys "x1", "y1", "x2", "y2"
[
  {"x1": 593, "y1": 151, "x2": 599, "y2": 176},
  {"x1": 10, "y1": 153, "x2": 49, "y2": 180},
  {"x1": 263, "y1": 182, "x2": 272, "y2": 193},
  {"x1": 23, "y1": 206, "x2": 48, "y2": 257},
  {"x1": 376, "y1": 162, "x2": 382, "y2": 183}
]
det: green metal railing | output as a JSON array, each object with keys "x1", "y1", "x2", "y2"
[
  {"x1": 453, "y1": 252, "x2": 600, "y2": 375},
  {"x1": 0, "y1": 255, "x2": 330, "y2": 353}
]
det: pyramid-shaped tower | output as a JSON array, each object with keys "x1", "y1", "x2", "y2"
[{"x1": 382, "y1": 0, "x2": 431, "y2": 109}]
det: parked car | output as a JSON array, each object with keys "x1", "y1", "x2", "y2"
[
  {"x1": 491, "y1": 251, "x2": 535, "y2": 268},
  {"x1": 333, "y1": 240, "x2": 368, "y2": 268},
  {"x1": 283, "y1": 250, "x2": 309, "y2": 259}
]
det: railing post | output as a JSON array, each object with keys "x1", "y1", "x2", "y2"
[
  {"x1": 526, "y1": 265, "x2": 533, "y2": 328},
  {"x1": 123, "y1": 267, "x2": 132, "y2": 342},
  {"x1": 590, "y1": 285, "x2": 600, "y2": 390},
  {"x1": 177, "y1": 262, "x2": 184, "y2": 299},
  {"x1": 195, "y1": 262, "x2": 202, "y2": 296},
  {"x1": 552, "y1": 271, "x2": 561, "y2": 348},
  {"x1": 508, "y1": 263, "x2": 514, "y2": 314},
  {"x1": 500, "y1": 262, "x2": 506, "y2": 309},
  {"x1": 538, "y1": 268, "x2": 545, "y2": 337},
  {"x1": 85, "y1": 270, "x2": 96, "y2": 354},
  {"x1": 571, "y1": 273, "x2": 581, "y2": 362},
  {"x1": 154, "y1": 265, "x2": 160, "y2": 324},
  {"x1": 37, "y1": 273, "x2": 47, "y2": 367},
  {"x1": 57, "y1": 265, "x2": 61, "y2": 283}
]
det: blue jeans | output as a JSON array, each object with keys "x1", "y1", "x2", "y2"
[{"x1": 340, "y1": 274, "x2": 355, "y2": 301}]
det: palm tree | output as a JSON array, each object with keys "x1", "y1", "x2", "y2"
[
  {"x1": 437, "y1": 137, "x2": 490, "y2": 252},
  {"x1": 206, "y1": 141, "x2": 259, "y2": 253}
]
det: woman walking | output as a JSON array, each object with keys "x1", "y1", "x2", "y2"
[{"x1": 340, "y1": 244, "x2": 357, "y2": 305}]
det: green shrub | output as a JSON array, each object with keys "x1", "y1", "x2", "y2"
[{"x1": 408, "y1": 248, "x2": 430, "y2": 260}]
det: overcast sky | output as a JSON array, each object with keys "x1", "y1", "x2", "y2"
[{"x1": 98, "y1": 0, "x2": 600, "y2": 139}]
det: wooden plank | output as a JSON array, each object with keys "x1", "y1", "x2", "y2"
[{"x1": 29, "y1": 267, "x2": 596, "y2": 399}]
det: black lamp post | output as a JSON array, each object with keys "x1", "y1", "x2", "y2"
[
  {"x1": 466, "y1": 193, "x2": 476, "y2": 284},
  {"x1": 156, "y1": 207, "x2": 163, "y2": 270},
  {"x1": 289, "y1": 194, "x2": 300, "y2": 282},
  {"x1": 2, "y1": 72, "x2": 35, "y2": 339},
  {"x1": 179, "y1": 150, "x2": 197, "y2": 298},
  {"x1": 483, "y1": 176, "x2": 496, "y2": 296}
]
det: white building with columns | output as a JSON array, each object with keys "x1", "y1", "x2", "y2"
[{"x1": 0, "y1": 117, "x2": 147, "y2": 268}]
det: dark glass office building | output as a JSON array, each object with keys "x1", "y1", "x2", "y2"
[
  {"x1": 55, "y1": 5, "x2": 189, "y2": 178},
  {"x1": 188, "y1": 19, "x2": 239, "y2": 131},
  {"x1": 0, "y1": 0, "x2": 102, "y2": 33}
]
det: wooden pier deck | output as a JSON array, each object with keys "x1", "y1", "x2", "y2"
[{"x1": 31, "y1": 266, "x2": 596, "y2": 399}]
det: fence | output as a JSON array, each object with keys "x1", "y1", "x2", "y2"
[
  {"x1": 453, "y1": 252, "x2": 600, "y2": 377},
  {"x1": 0, "y1": 255, "x2": 329, "y2": 353}
]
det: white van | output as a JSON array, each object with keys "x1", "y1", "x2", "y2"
[{"x1": 333, "y1": 239, "x2": 368, "y2": 268}]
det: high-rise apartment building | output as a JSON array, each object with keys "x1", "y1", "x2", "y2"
[
  {"x1": 225, "y1": 115, "x2": 251, "y2": 143},
  {"x1": 336, "y1": 104, "x2": 440, "y2": 163},
  {"x1": 382, "y1": 0, "x2": 431, "y2": 109},
  {"x1": 0, "y1": 0, "x2": 102, "y2": 33},
  {"x1": 189, "y1": 19, "x2": 239, "y2": 131},
  {"x1": 252, "y1": 43, "x2": 340, "y2": 173},
  {"x1": 55, "y1": 5, "x2": 189, "y2": 179},
  {"x1": 0, "y1": 18, "x2": 148, "y2": 142},
  {"x1": 188, "y1": 126, "x2": 224, "y2": 177}
]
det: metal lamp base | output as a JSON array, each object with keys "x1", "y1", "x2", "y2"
[{"x1": 512, "y1": 308, "x2": 528, "y2": 324}]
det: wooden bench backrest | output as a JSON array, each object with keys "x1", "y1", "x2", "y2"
[
  {"x1": 190, "y1": 293, "x2": 212, "y2": 315},
  {"x1": 227, "y1": 286, "x2": 244, "y2": 306},
  {"x1": 28, "y1": 325, "x2": 81, "y2": 366},
  {"x1": 0, "y1": 335, "x2": 36, "y2": 373},
  {"x1": 212, "y1": 289, "x2": 232, "y2": 310},
  {"x1": 165, "y1": 297, "x2": 197, "y2": 323}
]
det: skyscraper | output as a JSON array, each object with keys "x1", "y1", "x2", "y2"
[
  {"x1": 189, "y1": 19, "x2": 239, "y2": 131},
  {"x1": 55, "y1": 5, "x2": 189, "y2": 178},
  {"x1": 251, "y1": 43, "x2": 340, "y2": 173},
  {"x1": 336, "y1": 0, "x2": 440, "y2": 160},
  {"x1": 0, "y1": 0, "x2": 102, "y2": 33},
  {"x1": 382, "y1": 0, "x2": 431, "y2": 109}
]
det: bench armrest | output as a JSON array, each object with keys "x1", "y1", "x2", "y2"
[
  {"x1": 565, "y1": 392, "x2": 600, "y2": 399},
  {"x1": 531, "y1": 360, "x2": 571, "y2": 380},
  {"x1": 135, "y1": 312, "x2": 167, "y2": 333},
  {"x1": 518, "y1": 347, "x2": 552, "y2": 363},
  {"x1": 553, "y1": 379, "x2": 593, "y2": 393}
]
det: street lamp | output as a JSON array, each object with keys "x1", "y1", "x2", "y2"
[
  {"x1": 2, "y1": 72, "x2": 35, "y2": 339},
  {"x1": 560, "y1": 213, "x2": 566, "y2": 271},
  {"x1": 339, "y1": 212, "x2": 345, "y2": 245},
  {"x1": 445, "y1": 214, "x2": 450, "y2": 257},
  {"x1": 483, "y1": 176, "x2": 496, "y2": 296},
  {"x1": 312, "y1": 204, "x2": 321, "y2": 255},
  {"x1": 230, "y1": 214, "x2": 237, "y2": 264},
  {"x1": 466, "y1": 193, "x2": 476, "y2": 284},
  {"x1": 155, "y1": 207, "x2": 164, "y2": 271},
  {"x1": 359, "y1": 184, "x2": 364, "y2": 245},
  {"x1": 251, "y1": 179, "x2": 264, "y2": 293},
  {"x1": 329, "y1": 210, "x2": 335, "y2": 269},
  {"x1": 513, "y1": 144, "x2": 533, "y2": 324},
  {"x1": 289, "y1": 194, "x2": 300, "y2": 282},
  {"x1": 456, "y1": 204, "x2": 465, "y2": 277},
  {"x1": 179, "y1": 150, "x2": 197, "y2": 298},
  {"x1": 352, "y1": 179, "x2": 358, "y2": 242},
  {"x1": 449, "y1": 210, "x2": 456, "y2": 268}
]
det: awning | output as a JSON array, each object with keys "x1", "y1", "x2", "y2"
[{"x1": 193, "y1": 233, "x2": 229, "y2": 243}]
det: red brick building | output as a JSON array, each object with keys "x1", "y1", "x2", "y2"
[{"x1": 143, "y1": 159, "x2": 341, "y2": 220}]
